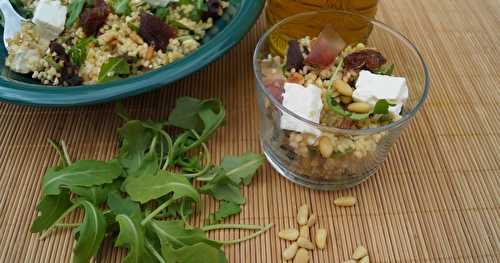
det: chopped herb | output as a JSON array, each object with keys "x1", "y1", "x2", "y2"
[
  {"x1": 66, "y1": 0, "x2": 87, "y2": 28},
  {"x1": 112, "y1": 0, "x2": 131, "y2": 15},
  {"x1": 374, "y1": 63, "x2": 395, "y2": 76},
  {"x1": 68, "y1": 37, "x2": 96, "y2": 67},
  {"x1": 97, "y1": 57, "x2": 130, "y2": 83}
]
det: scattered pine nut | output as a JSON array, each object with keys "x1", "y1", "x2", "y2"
[
  {"x1": 315, "y1": 228, "x2": 327, "y2": 249},
  {"x1": 297, "y1": 204, "x2": 309, "y2": 225},
  {"x1": 307, "y1": 214, "x2": 317, "y2": 227},
  {"x1": 293, "y1": 248, "x2": 310, "y2": 263},
  {"x1": 299, "y1": 225, "x2": 310, "y2": 240},
  {"x1": 334, "y1": 196, "x2": 357, "y2": 207},
  {"x1": 359, "y1": 255, "x2": 370, "y2": 263},
  {"x1": 297, "y1": 237, "x2": 315, "y2": 250},
  {"x1": 352, "y1": 245, "x2": 368, "y2": 260},
  {"x1": 278, "y1": 228, "x2": 300, "y2": 241},
  {"x1": 282, "y1": 242, "x2": 299, "y2": 260}
]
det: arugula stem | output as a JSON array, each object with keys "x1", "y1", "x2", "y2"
[
  {"x1": 48, "y1": 139, "x2": 69, "y2": 167},
  {"x1": 158, "y1": 130, "x2": 173, "y2": 170},
  {"x1": 60, "y1": 140, "x2": 73, "y2": 165},
  {"x1": 201, "y1": 223, "x2": 265, "y2": 231},
  {"x1": 212, "y1": 224, "x2": 273, "y2": 245},
  {"x1": 55, "y1": 223, "x2": 80, "y2": 228},
  {"x1": 145, "y1": 239, "x2": 166, "y2": 263},
  {"x1": 184, "y1": 131, "x2": 212, "y2": 178},
  {"x1": 141, "y1": 198, "x2": 174, "y2": 226},
  {"x1": 327, "y1": 58, "x2": 344, "y2": 91},
  {"x1": 40, "y1": 203, "x2": 80, "y2": 239},
  {"x1": 149, "y1": 135, "x2": 158, "y2": 154}
]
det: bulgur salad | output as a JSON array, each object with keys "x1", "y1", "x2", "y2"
[
  {"x1": 260, "y1": 26, "x2": 409, "y2": 179},
  {"x1": 4, "y1": 0, "x2": 228, "y2": 86}
]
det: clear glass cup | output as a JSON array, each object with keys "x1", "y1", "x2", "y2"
[{"x1": 253, "y1": 10, "x2": 430, "y2": 190}]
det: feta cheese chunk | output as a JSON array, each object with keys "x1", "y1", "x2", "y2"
[
  {"x1": 280, "y1": 83, "x2": 323, "y2": 136},
  {"x1": 33, "y1": 0, "x2": 67, "y2": 41},
  {"x1": 145, "y1": 0, "x2": 178, "y2": 7},
  {"x1": 353, "y1": 70, "x2": 409, "y2": 115}
]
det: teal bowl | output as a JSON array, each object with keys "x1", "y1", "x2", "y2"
[{"x1": 0, "y1": 0, "x2": 264, "y2": 106}]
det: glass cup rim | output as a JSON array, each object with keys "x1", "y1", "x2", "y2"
[{"x1": 253, "y1": 9, "x2": 430, "y2": 135}]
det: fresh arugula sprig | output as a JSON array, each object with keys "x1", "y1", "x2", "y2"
[
  {"x1": 326, "y1": 96, "x2": 397, "y2": 121},
  {"x1": 31, "y1": 97, "x2": 270, "y2": 263}
]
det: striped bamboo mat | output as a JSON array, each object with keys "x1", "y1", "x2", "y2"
[{"x1": 0, "y1": 0, "x2": 499, "y2": 262}]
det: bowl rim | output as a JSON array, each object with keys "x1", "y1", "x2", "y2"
[
  {"x1": 253, "y1": 9, "x2": 430, "y2": 135},
  {"x1": 0, "y1": 0, "x2": 265, "y2": 106}
]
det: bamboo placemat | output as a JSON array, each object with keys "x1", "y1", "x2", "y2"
[{"x1": 1, "y1": 0, "x2": 499, "y2": 262}]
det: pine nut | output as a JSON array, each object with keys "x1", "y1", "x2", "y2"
[
  {"x1": 297, "y1": 204, "x2": 309, "y2": 225},
  {"x1": 318, "y1": 136, "x2": 334, "y2": 158},
  {"x1": 334, "y1": 196, "x2": 357, "y2": 207},
  {"x1": 352, "y1": 245, "x2": 368, "y2": 260},
  {"x1": 278, "y1": 228, "x2": 299, "y2": 241},
  {"x1": 293, "y1": 248, "x2": 310, "y2": 263},
  {"x1": 347, "y1": 102, "x2": 371, "y2": 113},
  {"x1": 333, "y1": 80, "x2": 353, "y2": 97},
  {"x1": 299, "y1": 225, "x2": 310, "y2": 240},
  {"x1": 146, "y1": 47, "x2": 155, "y2": 60},
  {"x1": 307, "y1": 214, "x2": 317, "y2": 227},
  {"x1": 282, "y1": 243, "x2": 298, "y2": 260},
  {"x1": 297, "y1": 237, "x2": 315, "y2": 250},
  {"x1": 315, "y1": 228, "x2": 327, "y2": 249},
  {"x1": 359, "y1": 256, "x2": 370, "y2": 263},
  {"x1": 340, "y1": 95, "x2": 353, "y2": 104}
]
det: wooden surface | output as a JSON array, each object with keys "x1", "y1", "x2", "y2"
[{"x1": 1, "y1": 0, "x2": 499, "y2": 262}]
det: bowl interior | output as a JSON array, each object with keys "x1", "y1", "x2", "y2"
[
  {"x1": 0, "y1": 0, "x2": 264, "y2": 106},
  {"x1": 254, "y1": 10, "x2": 430, "y2": 135}
]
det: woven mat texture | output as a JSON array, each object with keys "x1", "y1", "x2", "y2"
[{"x1": 1, "y1": 0, "x2": 499, "y2": 262}]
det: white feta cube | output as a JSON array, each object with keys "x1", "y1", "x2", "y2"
[
  {"x1": 5, "y1": 48, "x2": 43, "y2": 74},
  {"x1": 33, "y1": 0, "x2": 67, "y2": 41},
  {"x1": 353, "y1": 70, "x2": 409, "y2": 115},
  {"x1": 145, "y1": 0, "x2": 178, "y2": 7},
  {"x1": 280, "y1": 83, "x2": 323, "y2": 136}
]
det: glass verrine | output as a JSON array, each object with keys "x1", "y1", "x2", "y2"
[{"x1": 253, "y1": 10, "x2": 430, "y2": 190}]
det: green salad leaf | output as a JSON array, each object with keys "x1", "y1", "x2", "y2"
[
  {"x1": 30, "y1": 97, "x2": 270, "y2": 263},
  {"x1": 42, "y1": 160, "x2": 122, "y2": 195},
  {"x1": 98, "y1": 57, "x2": 131, "y2": 83},
  {"x1": 69, "y1": 37, "x2": 95, "y2": 67},
  {"x1": 73, "y1": 200, "x2": 107, "y2": 263},
  {"x1": 66, "y1": 0, "x2": 87, "y2": 28},
  {"x1": 112, "y1": 0, "x2": 131, "y2": 15},
  {"x1": 374, "y1": 63, "x2": 395, "y2": 76},
  {"x1": 115, "y1": 214, "x2": 145, "y2": 263},
  {"x1": 125, "y1": 171, "x2": 200, "y2": 204},
  {"x1": 207, "y1": 201, "x2": 241, "y2": 225},
  {"x1": 154, "y1": 7, "x2": 169, "y2": 21},
  {"x1": 31, "y1": 191, "x2": 73, "y2": 233}
]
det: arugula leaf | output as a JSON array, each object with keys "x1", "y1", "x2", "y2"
[
  {"x1": 73, "y1": 200, "x2": 107, "y2": 263},
  {"x1": 168, "y1": 97, "x2": 225, "y2": 137},
  {"x1": 117, "y1": 121, "x2": 155, "y2": 175},
  {"x1": 69, "y1": 185, "x2": 109, "y2": 205},
  {"x1": 115, "y1": 214, "x2": 145, "y2": 263},
  {"x1": 107, "y1": 192, "x2": 142, "y2": 218},
  {"x1": 154, "y1": 7, "x2": 169, "y2": 21},
  {"x1": 42, "y1": 160, "x2": 122, "y2": 195},
  {"x1": 326, "y1": 94, "x2": 351, "y2": 117},
  {"x1": 207, "y1": 201, "x2": 241, "y2": 225},
  {"x1": 372, "y1": 99, "x2": 393, "y2": 115},
  {"x1": 125, "y1": 171, "x2": 200, "y2": 204},
  {"x1": 199, "y1": 169, "x2": 245, "y2": 204},
  {"x1": 66, "y1": 0, "x2": 86, "y2": 28},
  {"x1": 31, "y1": 191, "x2": 73, "y2": 233},
  {"x1": 149, "y1": 220, "x2": 221, "y2": 249},
  {"x1": 374, "y1": 63, "x2": 395, "y2": 76},
  {"x1": 98, "y1": 57, "x2": 130, "y2": 83},
  {"x1": 112, "y1": 0, "x2": 131, "y2": 15},
  {"x1": 69, "y1": 37, "x2": 95, "y2": 67},
  {"x1": 162, "y1": 243, "x2": 227, "y2": 263},
  {"x1": 221, "y1": 153, "x2": 264, "y2": 185}
]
